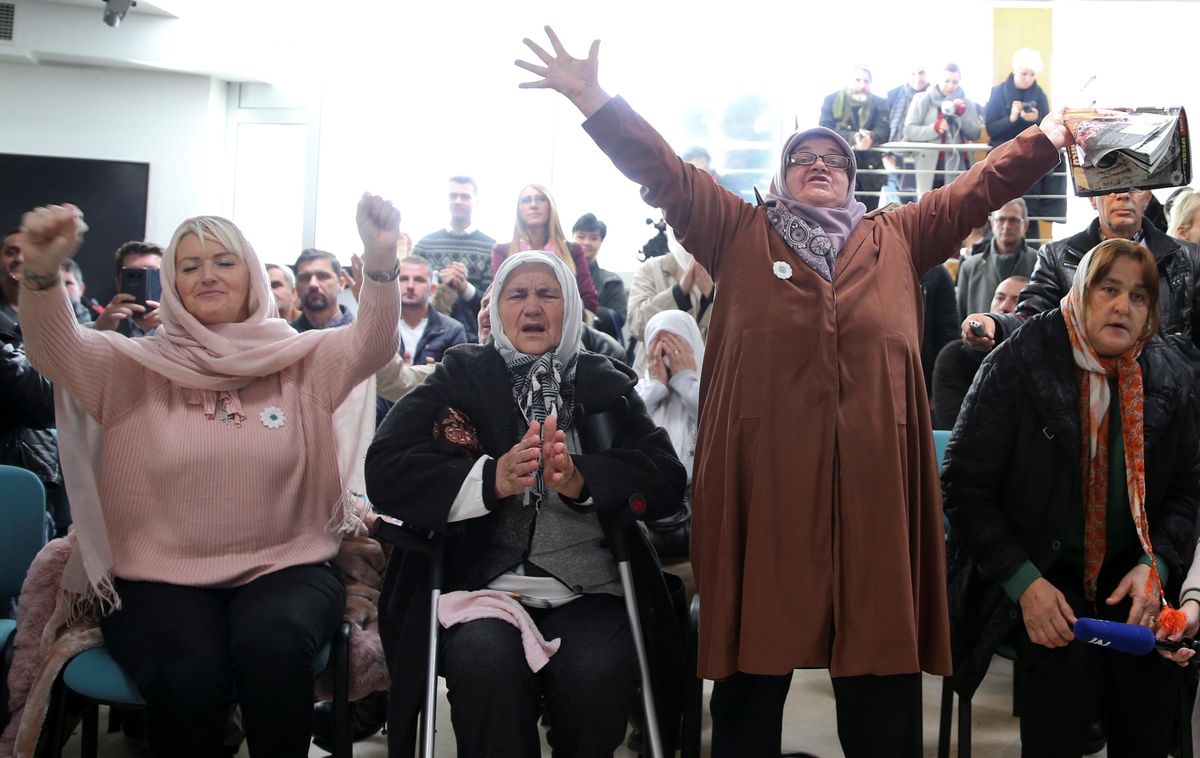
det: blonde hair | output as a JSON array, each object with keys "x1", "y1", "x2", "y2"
[
  {"x1": 1169, "y1": 190, "x2": 1200, "y2": 240},
  {"x1": 167, "y1": 216, "x2": 262, "y2": 315},
  {"x1": 1011, "y1": 48, "x2": 1044, "y2": 74},
  {"x1": 509, "y1": 183, "x2": 575, "y2": 275}
]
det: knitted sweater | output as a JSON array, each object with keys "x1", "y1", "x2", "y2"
[
  {"x1": 21, "y1": 277, "x2": 400, "y2": 588},
  {"x1": 412, "y1": 228, "x2": 496, "y2": 291}
]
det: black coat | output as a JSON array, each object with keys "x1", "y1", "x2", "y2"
[
  {"x1": 365, "y1": 343, "x2": 687, "y2": 758},
  {"x1": 941, "y1": 309, "x2": 1200, "y2": 697},
  {"x1": 985, "y1": 75, "x2": 1050, "y2": 148},
  {"x1": 0, "y1": 312, "x2": 60, "y2": 485}
]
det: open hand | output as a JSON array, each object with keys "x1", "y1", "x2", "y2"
[
  {"x1": 542, "y1": 413, "x2": 584, "y2": 500},
  {"x1": 516, "y1": 26, "x2": 610, "y2": 118},
  {"x1": 495, "y1": 420, "x2": 542, "y2": 499},
  {"x1": 1107, "y1": 563, "x2": 1158, "y2": 627}
]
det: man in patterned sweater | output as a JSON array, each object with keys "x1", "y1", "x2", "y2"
[{"x1": 414, "y1": 175, "x2": 495, "y2": 342}]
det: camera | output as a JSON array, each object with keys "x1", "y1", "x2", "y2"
[
  {"x1": 103, "y1": 0, "x2": 136, "y2": 28},
  {"x1": 1021, "y1": 101, "x2": 1037, "y2": 114},
  {"x1": 940, "y1": 100, "x2": 958, "y2": 117}
]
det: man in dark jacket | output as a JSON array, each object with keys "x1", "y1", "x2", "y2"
[
  {"x1": 962, "y1": 190, "x2": 1200, "y2": 350},
  {"x1": 572, "y1": 213, "x2": 627, "y2": 342},
  {"x1": 820, "y1": 66, "x2": 890, "y2": 210},
  {"x1": 397, "y1": 255, "x2": 467, "y2": 365}
]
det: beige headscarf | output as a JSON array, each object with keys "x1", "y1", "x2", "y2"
[{"x1": 55, "y1": 216, "x2": 376, "y2": 612}]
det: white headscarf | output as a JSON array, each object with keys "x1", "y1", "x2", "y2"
[{"x1": 637, "y1": 310, "x2": 704, "y2": 478}]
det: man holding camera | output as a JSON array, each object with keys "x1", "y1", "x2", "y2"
[
  {"x1": 820, "y1": 65, "x2": 890, "y2": 210},
  {"x1": 93, "y1": 241, "x2": 163, "y2": 336},
  {"x1": 904, "y1": 63, "x2": 982, "y2": 197}
]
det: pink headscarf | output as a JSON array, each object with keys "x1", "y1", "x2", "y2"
[
  {"x1": 56, "y1": 217, "x2": 375, "y2": 610},
  {"x1": 765, "y1": 126, "x2": 867, "y2": 256}
]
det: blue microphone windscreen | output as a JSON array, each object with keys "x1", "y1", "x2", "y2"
[{"x1": 1073, "y1": 617, "x2": 1156, "y2": 655}]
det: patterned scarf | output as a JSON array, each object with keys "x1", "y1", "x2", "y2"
[
  {"x1": 766, "y1": 204, "x2": 837, "y2": 282},
  {"x1": 1060, "y1": 251, "x2": 1157, "y2": 604}
]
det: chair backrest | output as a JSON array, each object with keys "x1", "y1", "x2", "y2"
[
  {"x1": 0, "y1": 465, "x2": 48, "y2": 599},
  {"x1": 932, "y1": 429, "x2": 952, "y2": 470}
]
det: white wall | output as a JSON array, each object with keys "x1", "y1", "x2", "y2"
[{"x1": 0, "y1": 60, "x2": 228, "y2": 244}]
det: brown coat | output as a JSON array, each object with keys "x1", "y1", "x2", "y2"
[{"x1": 584, "y1": 97, "x2": 1061, "y2": 679}]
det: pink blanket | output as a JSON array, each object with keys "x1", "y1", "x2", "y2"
[{"x1": 437, "y1": 590, "x2": 561, "y2": 672}]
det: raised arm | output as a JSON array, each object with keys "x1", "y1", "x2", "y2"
[
  {"x1": 891, "y1": 111, "x2": 1071, "y2": 277},
  {"x1": 306, "y1": 194, "x2": 402, "y2": 408},
  {"x1": 18, "y1": 205, "x2": 143, "y2": 421},
  {"x1": 516, "y1": 27, "x2": 756, "y2": 280}
]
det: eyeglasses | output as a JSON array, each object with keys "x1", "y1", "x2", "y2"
[
  {"x1": 519, "y1": 194, "x2": 549, "y2": 206},
  {"x1": 787, "y1": 152, "x2": 851, "y2": 170},
  {"x1": 991, "y1": 215, "x2": 1025, "y2": 225}
]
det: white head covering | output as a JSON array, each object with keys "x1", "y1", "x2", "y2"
[
  {"x1": 638, "y1": 310, "x2": 705, "y2": 479},
  {"x1": 489, "y1": 251, "x2": 583, "y2": 363}
]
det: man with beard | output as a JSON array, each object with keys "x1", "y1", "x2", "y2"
[
  {"x1": 291, "y1": 248, "x2": 354, "y2": 332},
  {"x1": 962, "y1": 189, "x2": 1200, "y2": 350}
]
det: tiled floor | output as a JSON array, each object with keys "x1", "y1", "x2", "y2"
[{"x1": 59, "y1": 657, "x2": 1058, "y2": 757}]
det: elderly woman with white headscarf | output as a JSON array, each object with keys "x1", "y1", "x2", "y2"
[
  {"x1": 14, "y1": 196, "x2": 402, "y2": 757},
  {"x1": 366, "y1": 251, "x2": 686, "y2": 758},
  {"x1": 515, "y1": 26, "x2": 1075, "y2": 757}
]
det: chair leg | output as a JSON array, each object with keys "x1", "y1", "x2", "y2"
[
  {"x1": 681, "y1": 595, "x2": 701, "y2": 758},
  {"x1": 1181, "y1": 673, "x2": 1194, "y2": 758},
  {"x1": 332, "y1": 620, "x2": 352, "y2": 758},
  {"x1": 45, "y1": 674, "x2": 68, "y2": 758},
  {"x1": 937, "y1": 677, "x2": 953, "y2": 758},
  {"x1": 81, "y1": 701, "x2": 99, "y2": 758},
  {"x1": 958, "y1": 692, "x2": 972, "y2": 758}
]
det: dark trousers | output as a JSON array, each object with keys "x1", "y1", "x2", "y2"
[
  {"x1": 1013, "y1": 561, "x2": 1181, "y2": 758},
  {"x1": 710, "y1": 670, "x2": 922, "y2": 758},
  {"x1": 100, "y1": 564, "x2": 346, "y2": 758},
  {"x1": 440, "y1": 593, "x2": 637, "y2": 758}
]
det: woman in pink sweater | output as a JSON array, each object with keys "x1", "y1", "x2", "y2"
[{"x1": 17, "y1": 195, "x2": 402, "y2": 758}]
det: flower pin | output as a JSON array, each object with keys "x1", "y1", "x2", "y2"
[
  {"x1": 260, "y1": 407, "x2": 287, "y2": 430},
  {"x1": 772, "y1": 261, "x2": 793, "y2": 280}
]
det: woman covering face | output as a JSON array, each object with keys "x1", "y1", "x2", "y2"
[
  {"x1": 516, "y1": 26, "x2": 1072, "y2": 757},
  {"x1": 944, "y1": 240, "x2": 1197, "y2": 756},
  {"x1": 367, "y1": 249, "x2": 687, "y2": 758}
]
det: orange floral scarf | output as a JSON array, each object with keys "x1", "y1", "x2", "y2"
[{"x1": 1060, "y1": 251, "x2": 1158, "y2": 606}]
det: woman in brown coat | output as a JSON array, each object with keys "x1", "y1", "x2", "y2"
[{"x1": 516, "y1": 27, "x2": 1072, "y2": 758}]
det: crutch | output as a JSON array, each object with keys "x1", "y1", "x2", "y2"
[
  {"x1": 608, "y1": 493, "x2": 665, "y2": 758},
  {"x1": 372, "y1": 518, "x2": 444, "y2": 758}
]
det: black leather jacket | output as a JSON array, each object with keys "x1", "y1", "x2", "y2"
[
  {"x1": 1011, "y1": 218, "x2": 1200, "y2": 344},
  {"x1": 942, "y1": 309, "x2": 1200, "y2": 697},
  {"x1": 0, "y1": 313, "x2": 60, "y2": 485}
]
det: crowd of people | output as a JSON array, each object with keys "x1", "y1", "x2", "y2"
[{"x1": 5, "y1": 24, "x2": 1200, "y2": 758}]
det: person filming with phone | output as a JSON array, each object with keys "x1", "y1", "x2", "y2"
[{"x1": 93, "y1": 240, "x2": 164, "y2": 336}]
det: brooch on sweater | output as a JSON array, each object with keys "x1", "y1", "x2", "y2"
[{"x1": 260, "y1": 407, "x2": 287, "y2": 430}]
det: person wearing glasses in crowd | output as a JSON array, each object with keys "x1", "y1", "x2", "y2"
[{"x1": 514, "y1": 26, "x2": 1073, "y2": 757}]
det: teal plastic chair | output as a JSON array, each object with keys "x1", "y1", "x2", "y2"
[
  {"x1": 0, "y1": 465, "x2": 48, "y2": 646},
  {"x1": 933, "y1": 429, "x2": 952, "y2": 469},
  {"x1": 46, "y1": 616, "x2": 351, "y2": 757}
]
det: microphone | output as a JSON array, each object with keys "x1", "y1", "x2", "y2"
[{"x1": 1074, "y1": 617, "x2": 1200, "y2": 655}]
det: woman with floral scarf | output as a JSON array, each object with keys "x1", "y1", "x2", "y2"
[{"x1": 944, "y1": 239, "x2": 1200, "y2": 757}]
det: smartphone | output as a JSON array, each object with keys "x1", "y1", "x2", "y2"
[{"x1": 119, "y1": 267, "x2": 162, "y2": 308}]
